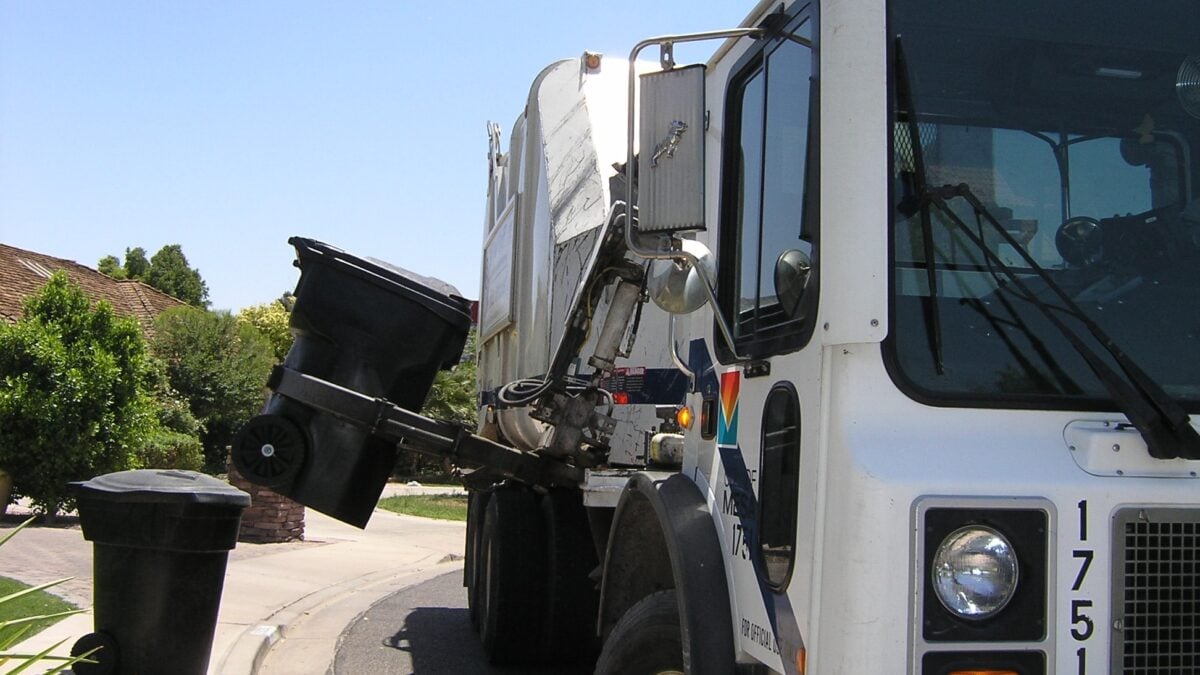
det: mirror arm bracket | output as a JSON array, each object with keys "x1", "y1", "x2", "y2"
[
  {"x1": 624, "y1": 27, "x2": 763, "y2": 363},
  {"x1": 668, "y1": 314, "x2": 696, "y2": 384}
]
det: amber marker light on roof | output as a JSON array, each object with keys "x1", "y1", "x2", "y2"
[{"x1": 676, "y1": 406, "x2": 694, "y2": 430}]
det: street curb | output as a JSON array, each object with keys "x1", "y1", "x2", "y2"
[{"x1": 217, "y1": 556, "x2": 465, "y2": 675}]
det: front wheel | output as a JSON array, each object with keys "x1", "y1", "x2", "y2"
[{"x1": 594, "y1": 590, "x2": 684, "y2": 675}]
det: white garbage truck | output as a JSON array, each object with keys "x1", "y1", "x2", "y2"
[{"x1": 235, "y1": 0, "x2": 1200, "y2": 672}]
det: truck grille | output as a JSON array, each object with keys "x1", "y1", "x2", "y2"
[{"x1": 1111, "y1": 508, "x2": 1199, "y2": 674}]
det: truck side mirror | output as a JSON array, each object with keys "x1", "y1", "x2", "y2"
[
  {"x1": 647, "y1": 239, "x2": 715, "y2": 314},
  {"x1": 775, "y1": 248, "x2": 812, "y2": 318},
  {"x1": 637, "y1": 64, "x2": 706, "y2": 234}
]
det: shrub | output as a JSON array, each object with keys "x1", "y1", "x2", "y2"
[
  {"x1": 0, "y1": 274, "x2": 155, "y2": 514},
  {"x1": 121, "y1": 357, "x2": 205, "y2": 472},
  {"x1": 152, "y1": 307, "x2": 274, "y2": 471},
  {"x1": 237, "y1": 301, "x2": 293, "y2": 362},
  {"x1": 136, "y1": 429, "x2": 204, "y2": 471}
]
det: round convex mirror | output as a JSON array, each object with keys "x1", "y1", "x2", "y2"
[
  {"x1": 774, "y1": 248, "x2": 812, "y2": 318},
  {"x1": 647, "y1": 239, "x2": 716, "y2": 315}
]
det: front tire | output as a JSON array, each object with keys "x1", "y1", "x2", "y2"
[{"x1": 594, "y1": 589, "x2": 684, "y2": 675}]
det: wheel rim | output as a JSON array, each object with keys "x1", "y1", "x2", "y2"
[{"x1": 233, "y1": 415, "x2": 306, "y2": 486}]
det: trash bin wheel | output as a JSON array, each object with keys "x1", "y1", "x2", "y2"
[
  {"x1": 232, "y1": 414, "x2": 308, "y2": 487},
  {"x1": 70, "y1": 630, "x2": 120, "y2": 674}
]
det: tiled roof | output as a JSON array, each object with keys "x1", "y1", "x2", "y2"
[{"x1": 0, "y1": 243, "x2": 186, "y2": 334}]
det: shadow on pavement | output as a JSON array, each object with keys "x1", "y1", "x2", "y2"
[{"x1": 334, "y1": 571, "x2": 593, "y2": 674}]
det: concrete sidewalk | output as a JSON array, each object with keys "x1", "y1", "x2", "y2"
[{"x1": 0, "y1": 483, "x2": 466, "y2": 674}]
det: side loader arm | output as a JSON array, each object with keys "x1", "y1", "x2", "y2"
[{"x1": 264, "y1": 365, "x2": 584, "y2": 488}]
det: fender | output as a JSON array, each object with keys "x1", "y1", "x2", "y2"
[{"x1": 598, "y1": 472, "x2": 735, "y2": 673}]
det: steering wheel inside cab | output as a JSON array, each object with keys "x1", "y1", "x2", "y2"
[{"x1": 1055, "y1": 206, "x2": 1197, "y2": 272}]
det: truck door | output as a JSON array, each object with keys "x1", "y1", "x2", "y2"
[{"x1": 694, "y1": 6, "x2": 820, "y2": 671}]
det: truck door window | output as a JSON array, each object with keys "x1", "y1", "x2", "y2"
[{"x1": 718, "y1": 10, "x2": 817, "y2": 360}]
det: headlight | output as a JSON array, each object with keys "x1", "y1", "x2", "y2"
[{"x1": 931, "y1": 526, "x2": 1019, "y2": 620}]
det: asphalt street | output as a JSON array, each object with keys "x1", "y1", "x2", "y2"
[{"x1": 332, "y1": 570, "x2": 595, "y2": 675}]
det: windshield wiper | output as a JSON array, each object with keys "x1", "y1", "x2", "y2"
[
  {"x1": 917, "y1": 182, "x2": 1200, "y2": 461},
  {"x1": 894, "y1": 37, "x2": 945, "y2": 375}
]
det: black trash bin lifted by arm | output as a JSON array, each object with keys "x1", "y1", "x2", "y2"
[{"x1": 233, "y1": 236, "x2": 590, "y2": 529}]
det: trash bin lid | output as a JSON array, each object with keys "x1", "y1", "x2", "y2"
[
  {"x1": 72, "y1": 470, "x2": 251, "y2": 507},
  {"x1": 288, "y1": 236, "x2": 473, "y2": 330}
]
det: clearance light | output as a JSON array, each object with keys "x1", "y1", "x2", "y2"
[
  {"x1": 612, "y1": 392, "x2": 630, "y2": 405},
  {"x1": 584, "y1": 51, "x2": 602, "y2": 71},
  {"x1": 676, "y1": 406, "x2": 694, "y2": 430},
  {"x1": 795, "y1": 648, "x2": 806, "y2": 674}
]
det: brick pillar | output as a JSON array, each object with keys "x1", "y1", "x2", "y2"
[{"x1": 226, "y1": 457, "x2": 305, "y2": 543}]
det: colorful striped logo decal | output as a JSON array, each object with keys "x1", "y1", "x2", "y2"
[
  {"x1": 718, "y1": 370, "x2": 739, "y2": 447},
  {"x1": 689, "y1": 341, "x2": 803, "y2": 675}
]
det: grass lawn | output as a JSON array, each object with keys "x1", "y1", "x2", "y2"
[
  {"x1": 377, "y1": 494, "x2": 468, "y2": 521},
  {"x1": 0, "y1": 575, "x2": 77, "y2": 646}
]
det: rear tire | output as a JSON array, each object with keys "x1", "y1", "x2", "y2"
[
  {"x1": 465, "y1": 489, "x2": 490, "y2": 633},
  {"x1": 594, "y1": 590, "x2": 684, "y2": 675},
  {"x1": 538, "y1": 488, "x2": 600, "y2": 663},
  {"x1": 479, "y1": 485, "x2": 545, "y2": 664}
]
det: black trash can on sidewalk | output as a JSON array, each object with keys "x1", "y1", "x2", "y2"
[{"x1": 70, "y1": 470, "x2": 250, "y2": 675}]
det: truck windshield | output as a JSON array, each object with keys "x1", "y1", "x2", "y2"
[{"x1": 888, "y1": 0, "x2": 1200, "y2": 412}]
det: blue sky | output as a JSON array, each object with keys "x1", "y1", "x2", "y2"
[{"x1": 0, "y1": 2, "x2": 748, "y2": 311}]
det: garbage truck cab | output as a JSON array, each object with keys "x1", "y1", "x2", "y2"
[{"x1": 596, "y1": 0, "x2": 1200, "y2": 672}]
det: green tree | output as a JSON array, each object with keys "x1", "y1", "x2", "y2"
[
  {"x1": 123, "y1": 247, "x2": 149, "y2": 279},
  {"x1": 97, "y1": 245, "x2": 207, "y2": 306},
  {"x1": 0, "y1": 273, "x2": 156, "y2": 514},
  {"x1": 152, "y1": 307, "x2": 274, "y2": 471},
  {"x1": 97, "y1": 255, "x2": 126, "y2": 279},
  {"x1": 146, "y1": 245, "x2": 209, "y2": 308},
  {"x1": 237, "y1": 301, "x2": 293, "y2": 362}
]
